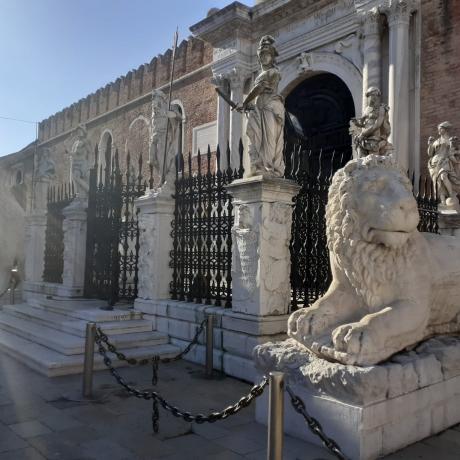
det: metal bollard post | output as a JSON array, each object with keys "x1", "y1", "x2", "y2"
[
  {"x1": 205, "y1": 314, "x2": 214, "y2": 378},
  {"x1": 82, "y1": 322, "x2": 97, "y2": 398},
  {"x1": 267, "y1": 372, "x2": 285, "y2": 460}
]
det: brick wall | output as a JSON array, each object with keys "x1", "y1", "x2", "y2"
[
  {"x1": 420, "y1": 0, "x2": 460, "y2": 173},
  {"x1": 37, "y1": 37, "x2": 217, "y2": 185}
]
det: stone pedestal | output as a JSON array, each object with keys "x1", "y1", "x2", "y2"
[
  {"x1": 61, "y1": 198, "x2": 88, "y2": 294},
  {"x1": 255, "y1": 337, "x2": 460, "y2": 460},
  {"x1": 438, "y1": 210, "x2": 460, "y2": 237},
  {"x1": 24, "y1": 211, "x2": 47, "y2": 284},
  {"x1": 226, "y1": 176, "x2": 300, "y2": 316},
  {"x1": 134, "y1": 189, "x2": 175, "y2": 302}
]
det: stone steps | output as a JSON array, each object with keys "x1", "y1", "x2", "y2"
[
  {"x1": 0, "y1": 295, "x2": 179, "y2": 377},
  {"x1": 0, "y1": 312, "x2": 168, "y2": 355},
  {"x1": 0, "y1": 328, "x2": 179, "y2": 377},
  {"x1": 3, "y1": 304, "x2": 152, "y2": 337}
]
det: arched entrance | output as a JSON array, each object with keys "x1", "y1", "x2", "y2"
[
  {"x1": 285, "y1": 73, "x2": 355, "y2": 309},
  {"x1": 285, "y1": 72, "x2": 355, "y2": 176}
]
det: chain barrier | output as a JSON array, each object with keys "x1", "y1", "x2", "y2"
[
  {"x1": 286, "y1": 385, "x2": 349, "y2": 460},
  {"x1": 95, "y1": 318, "x2": 206, "y2": 366},
  {"x1": 95, "y1": 319, "x2": 206, "y2": 432},
  {"x1": 95, "y1": 332, "x2": 268, "y2": 426}
]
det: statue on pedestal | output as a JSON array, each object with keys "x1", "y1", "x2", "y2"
[
  {"x1": 149, "y1": 90, "x2": 182, "y2": 192},
  {"x1": 69, "y1": 125, "x2": 91, "y2": 197},
  {"x1": 349, "y1": 87, "x2": 391, "y2": 157},
  {"x1": 427, "y1": 121, "x2": 460, "y2": 209},
  {"x1": 236, "y1": 35, "x2": 285, "y2": 177}
]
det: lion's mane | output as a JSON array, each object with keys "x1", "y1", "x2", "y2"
[{"x1": 325, "y1": 155, "x2": 417, "y2": 309}]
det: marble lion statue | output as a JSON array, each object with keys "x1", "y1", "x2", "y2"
[{"x1": 288, "y1": 154, "x2": 460, "y2": 366}]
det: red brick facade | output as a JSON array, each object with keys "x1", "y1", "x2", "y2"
[{"x1": 420, "y1": 0, "x2": 460, "y2": 173}]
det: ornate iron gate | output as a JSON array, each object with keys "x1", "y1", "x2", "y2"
[
  {"x1": 84, "y1": 148, "x2": 149, "y2": 305},
  {"x1": 43, "y1": 184, "x2": 74, "y2": 283},
  {"x1": 170, "y1": 144, "x2": 244, "y2": 307}
]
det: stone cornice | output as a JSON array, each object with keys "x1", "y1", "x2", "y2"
[{"x1": 190, "y1": 2, "x2": 252, "y2": 45}]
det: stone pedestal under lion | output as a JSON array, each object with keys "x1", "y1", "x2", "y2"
[{"x1": 254, "y1": 155, "x2": 460, "y2": 459}]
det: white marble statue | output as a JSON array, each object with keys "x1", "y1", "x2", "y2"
[
  {"x1": 69, "y1": 125, "x2": 91, "y2": 197},
  {"x1": 349, "y1": 87, "x2": 392, "y2": 157},
  {"x1": 149, "y1": 89, "x2": 182, "y2": 191},
  {"x1": 427, "y1": 121, "x2": 460, "y2": 209},
  {"x1": 288, "y1": 154, "x2": 460, "y2": 366},
  {"x1": 236, "y1": 35, "x2": 285, "y2": 178}
]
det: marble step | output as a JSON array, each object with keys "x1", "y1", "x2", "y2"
[
  {"x1": 0, "y1": 328, "x2": 180, "y2": 377},
  {"x1": 2, "y1": 304, "x2": 152, "y2": 337},
  {"x1": 0, "y1": 313, "x2": 167, "y2": 356},
  {"x1": 27, "y1": 295, "x2": 143, "y2": 322}
]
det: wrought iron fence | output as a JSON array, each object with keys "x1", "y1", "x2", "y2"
[
  {"x1": 170, "y1": 143, "x2": 244, "y2": 307},
  {"x1": 43, "y1": 183, "x2": 75, "y2": 283},
  {"x1": 413, "y1": 174, "x2": 439, "y2": 233},
  {"x1": 85, "y1": 146, "x2": 151, "y2": 305},
  {"x1": 286, "y1": 147, "x2": 349, "y2": 310}
]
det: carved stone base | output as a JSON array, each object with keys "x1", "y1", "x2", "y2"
[
  {"x1": 254, "y1": 337, "x2": 460, "y2": 459},
  {"x1": 226, "y1": 176, "x2": 300, "y2": 316}
]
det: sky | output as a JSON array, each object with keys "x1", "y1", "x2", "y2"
[{"x1": 0, "y1": 0, "x2": 245, "y2": 157}]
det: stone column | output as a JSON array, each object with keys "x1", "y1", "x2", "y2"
[
  {"x1": 227, "y1": 176, "x2": 300, "y2": 316},
  {"x1": 229, "y1": 68, "x2": 249, "y2": 169},
  {"x1": 361, "y1": 7, "x2": 382, "y2": 111},
  {"x1": 134, "y1": 189, "x2": 175, "y2": 303},
  {"x1": 24, "y1": 211, "x2": 47, "y2": 285},
  {"x1": 212, "y1": 74, "x2": 230, "y2": 155},
  {"x1": 388, "y1": 0, "x2": 411, "y2": 171},
  {"x1": 61, "y1": 198, "x2": 87, "y2": 295}
]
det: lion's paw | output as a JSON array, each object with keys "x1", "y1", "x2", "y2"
[
  {"x1": 288, "y1": 308, "x2": 331, "y2": 339},
  {"x1": 332, "y1": 323, "x2": 377, "y2": 357}
]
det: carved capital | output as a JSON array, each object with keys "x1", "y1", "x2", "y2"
[
  {"x1": 211, "y1": 73, "x2": 229, "y2": 91},
  {"x1": 361, "y1": 7, "x2": 382, "y2": 36},
  {"x1": 227, "y1": 67, "x2": 251, "y2": 90},
  {"x1": 387, "y1": 0, "x2": 412, "y2": 26}
]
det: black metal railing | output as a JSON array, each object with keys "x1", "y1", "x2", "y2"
[
  {"x1": 85, "y1": 146, "x2": 151, "y2": 305},
  {"x1": 413, "y1": 174, "x2": 439, "y2": 234},
  {"x1": 170, "y1": 142, "x2": 244, "y2": 307},
  {"x1": 43, "y1": 183, "x2": 74, "y2": 283},
  {"x1": 286, "y1": 147, "x2": 349, "y2": 310}
]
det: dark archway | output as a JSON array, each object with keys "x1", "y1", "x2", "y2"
[{"x1": 285, "y1": 73, "x2": 355, "y2": 176}]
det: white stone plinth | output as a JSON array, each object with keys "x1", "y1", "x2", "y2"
[
  {"x1": 227, "y1": 176, "x2": 300, "y2": 316},
  {"x1": 62, "y1": 198, "x2": 87, "y2": 293},
  {"x1": 254, "y1": 337, "x2": 460, "y2": 460},
  {"x1": 438, "y1": 210, "x2": 460, "y2": 237},
  {"x1": 24, "y1": 212, "x2": 47, "y2": 284},
  {"x1": 135, "y1": 189, "x2": 175, "y2": 301}
]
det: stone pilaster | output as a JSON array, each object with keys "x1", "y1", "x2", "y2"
[
  {"x1": 228, "y1": 68, "x2": 250, "y2": 168},
  {"x1": 24, "y1": 211, "x2": 47, "y2": 284},
  {"x1": 134, "y1": 189, "x2": 175, "y2": 302},
  {"x1": 62, "y1": 198, "x2": 87, "y2": 294},
  {"x1": 211, "y1": 74, "x2": 230, "y2": 155},
  {"x1": 227, "y1": 176, "x2": 300, "y2": 316},
  {"x1": 388, "y1": 0, "x2": 412, "y2": 171},
  {"x1": 361, "y1": 7, "x2": 382, "y2": 111}
]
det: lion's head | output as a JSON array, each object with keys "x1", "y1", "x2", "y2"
[{"x1": 326, "y1": 154, "x2": 420, "y2": 308}]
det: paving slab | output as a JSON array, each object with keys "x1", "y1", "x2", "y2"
[{"x1": 8, "y1": 420, "x2": 52, "y2": 438}]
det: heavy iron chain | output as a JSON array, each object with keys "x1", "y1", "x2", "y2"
[
  {"x1": 95, "y1": 332, "x2": 268, "y2": 424},
  {"x1": 96, "y1": 318, "x2": 206, "y2": 366},
  {"x1": 286, "y1": 386, "x2": 349, "y2": 460}
]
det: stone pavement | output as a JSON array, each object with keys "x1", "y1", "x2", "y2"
[{"x1": 0, "y1": 351, "x2": 459, "y2": 460}]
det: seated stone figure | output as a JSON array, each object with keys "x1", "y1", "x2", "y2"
[{"x1": 288, "y1": 154, "x2": 460, "y2": 366}]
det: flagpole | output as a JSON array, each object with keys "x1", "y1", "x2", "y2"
[{"x1": 160, "y1": 28, "x2": 179, "y2": 186}]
